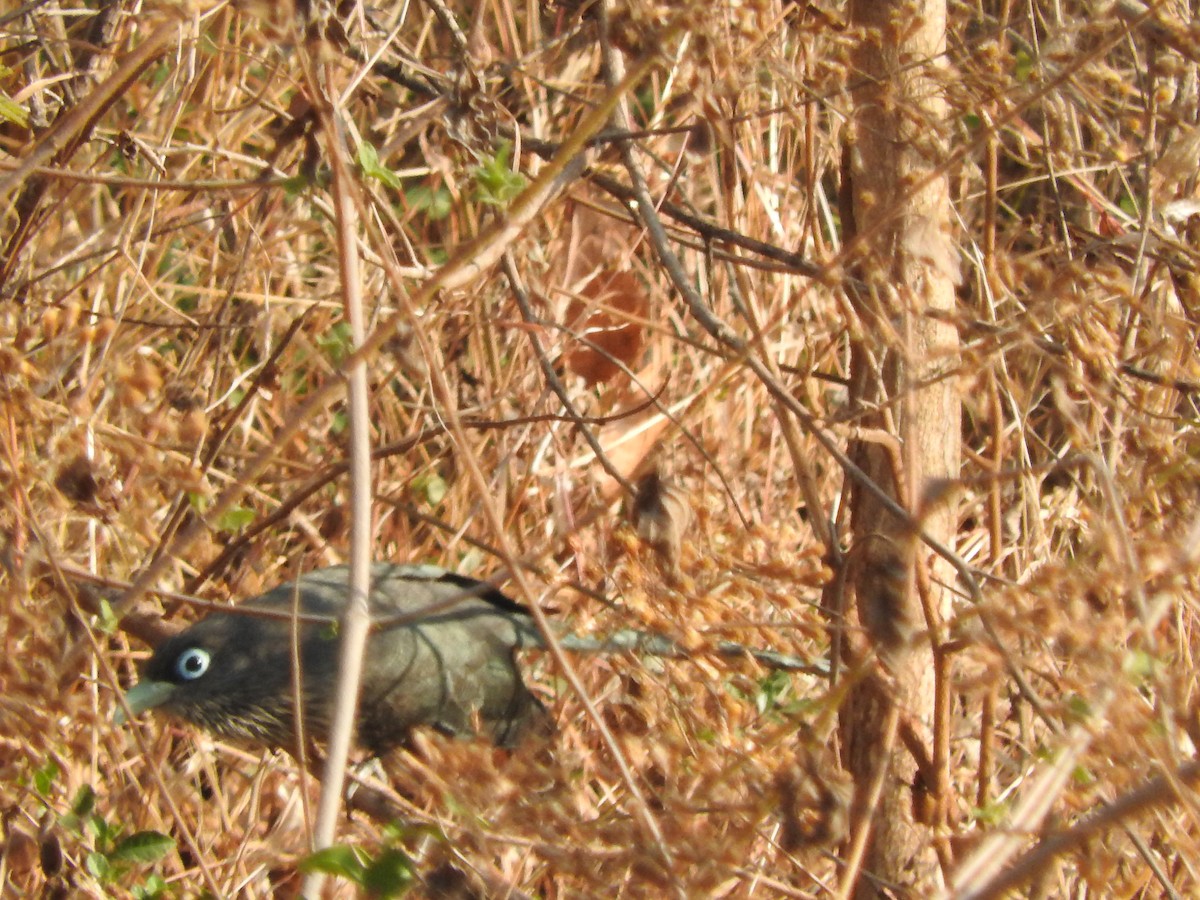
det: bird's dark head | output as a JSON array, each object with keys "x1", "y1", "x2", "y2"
[{"x1": 119, "y1": 611, "x2": 325, "y2": 746}]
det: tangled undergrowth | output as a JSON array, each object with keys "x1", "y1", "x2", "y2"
[{"x1": 3, "y1": 0, "x2": 1200, "y2": 896}]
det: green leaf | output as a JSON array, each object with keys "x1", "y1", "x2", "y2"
[
  {"x1": 33, "y1": 760, "x2": 59, "y2": 796},
  {"x1": 754, "y1": 670, "x2": 791, "y2": 715},
  {"x1": 318, "y1": 320, "x2": 354, "y2": 366},
  {"x1": 96, "y1": 598, "x2": 119, "y2": 636},
  {"x1": 358, "y1": 141, "x2": 403, "y2": 190},
  {"x1": 132, "y1": 873, "x2": 169, "y2": 899},
  {"x1": 87, "y1": 812, "x2": 114, "y2": 846},
  {"x1": 109, "y1": 831, "x2": 175, "y2": 865},
  {"x1": 72, "y1": 784, "x2": 97, "y2": 819},
  {"x1": 362, "y1": 848, "x2": 416, "y2": 897},
  {"x1": 473, "y1": 143, "x2": 526, "y2": 207},
  {"x1": 330, "y1": 410, "x2": 348, "y2": 435},
  {"x1": 216, "y1": 505, "x2": 255, "y2": 534},
  {"x1": 405, "y1": 184, "x2": 452, "y2": 221},
  {"x1": 970, "y1": 800, "x2": 1009, "y2": 825},
  {"x1": 282, "y1": 174, "x2": 310, "y2": 197},
  {"x1": 412, "y1": 473, "x2": 447, "y2": 506},
  {"x1": 85, "y1": 850, "x2": 112, "y2": 881},
  {"x1": 1013, "y1": 48, "x2": 1035, "y2": 82},
  {"x1": 633, "y1": 86, "x2": 656, "y2": 119},
  {"x1": 1124, "y1": 650, "x2": 1155, "y2": 680},
  {"x1": 150, "y1": 60, "x2": 171, "y2": 88},
  {"x1": 380, "y1": 821, "x2": 445, "y2": 845},
  {"x1": 1065, "y1": 694, "x2": 1091, "y2": 719},
  {"x1": 0, "y1": 94, "x2": 29, "y2": 128},
  {"x1": 299, "y1": 845, "x2": 367, "y2": 883}
]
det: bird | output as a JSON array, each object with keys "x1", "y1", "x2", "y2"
[
  {"x1": 119, "y1": 563, "x2": 824, "y2": 754},
  {"x1": 119, "y1": 564, "x2": 547, "y2": 753}
]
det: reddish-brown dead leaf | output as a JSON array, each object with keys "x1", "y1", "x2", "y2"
[{"x1": 565, "y1": 270, "x2": 647, "y2": 386}]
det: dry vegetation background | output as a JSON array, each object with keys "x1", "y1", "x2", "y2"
[{"x1": 3, "y1": 0, "x2": 1200, "y2": 896}]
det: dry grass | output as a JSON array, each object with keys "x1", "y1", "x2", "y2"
[{"x1": 2, "y1": 0, "x2": 1200, "y2": 896}]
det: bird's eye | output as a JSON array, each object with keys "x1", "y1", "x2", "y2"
[{"x1": 173, "y1": 648, "x2": 211, "y2": 681}]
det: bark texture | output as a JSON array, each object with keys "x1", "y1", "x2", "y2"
[{"x1": 839, "y1": 1, "x2": 960, "y2": 896}]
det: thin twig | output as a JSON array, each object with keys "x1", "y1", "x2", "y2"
[{"x1": 300, "y1": 39, "x2": 376, "y2": 896}]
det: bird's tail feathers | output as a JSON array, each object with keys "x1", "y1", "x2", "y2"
[{"x1": 519, "y1": 626, "x2": 827, "y2": 676}]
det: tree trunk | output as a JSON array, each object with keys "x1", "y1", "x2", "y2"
[{"x1": 838, "y1": 1, "x2": 959, "y2": 896}]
